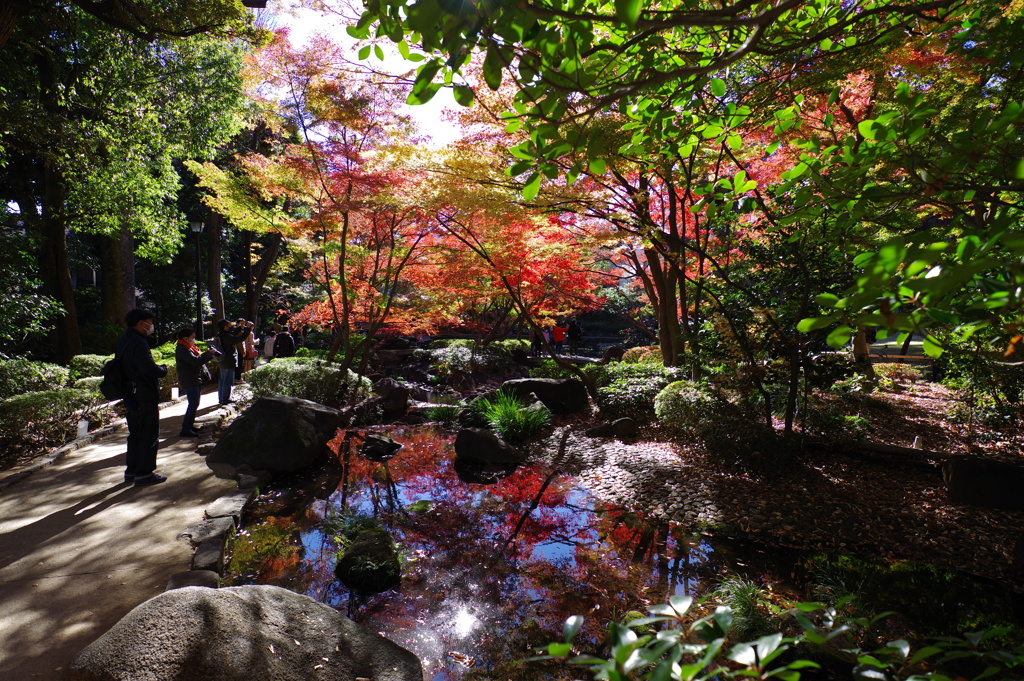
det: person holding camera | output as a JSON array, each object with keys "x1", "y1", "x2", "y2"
[{"x1": 174, "y1": 327, "x2": 218, "y2": 437}]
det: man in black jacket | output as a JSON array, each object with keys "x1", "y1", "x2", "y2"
[{"x1": 116, "y1": 309, "x2": 168, "y2": 486}]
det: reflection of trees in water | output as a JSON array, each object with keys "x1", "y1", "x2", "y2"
[{"x1": 228, "y1": 425, "x2": 778, "y2": 680}]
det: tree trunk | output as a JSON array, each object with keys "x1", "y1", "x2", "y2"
[
  {"x1": 39, "y1": 161, "x2": 81, "y2": 362},
  {"x1": 241, "y1": 229, "x2": 253, "y2": 321},
  {"x1": 243, "y1": 232, "x2": 282, "y2": 326},
  {"x1": 100, "y1": 225, "x2": 135, "y2": 328},
  {"x1": 853, "y1": 327, "x2": 875, "y2": 378},
  {"x1": 0, "y1": 0, "x2": 24, "y2": 49},
  {"x1": 207, "y1": 212, "x2": 225, "y2": 328}
]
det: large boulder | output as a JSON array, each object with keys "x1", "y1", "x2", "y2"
[
  {"x1": 499, "y1": 378, "x2": 589, "y2": 414},
  {"x1": 373, "y1": 378, "x2": 409, "y2": 414},
  {"x1": 207, "y1": 396, "x2": 341, "y2": 479},
  {"x1": 943, "y1": 455, "x2": 1024, "y2": 510},
  {"x1": 585, "y1": 417, "x2": 639, "y2": 439},
  {"x1": 335, "y1": 529, "x2": 402, "y2": 592},
  {"x1": 63, "y1": 585, "x2": 422, "y2": 681}
]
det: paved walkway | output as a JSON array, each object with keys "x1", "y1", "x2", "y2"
[{"x1": 0, "y1": 387, "x2": 237, "y2": 680}]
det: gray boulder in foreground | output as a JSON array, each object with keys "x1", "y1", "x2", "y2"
[
  {"x1": 207, "y1": 395, "x2": 341, "y2": 479},
  {"x1": 63, "y1": 585, "x2": 422, "y2": 681}
]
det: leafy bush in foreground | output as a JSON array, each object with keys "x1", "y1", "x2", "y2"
[
  {"x1": 0, "y1": 388, "x2": 104, "y2": 453},
  {"x1": 533, "y1": 596, "x2": 1024, "y2": 681},
  {"x1": 0, "y1": 357, "x2": 71, "y2": 400}
]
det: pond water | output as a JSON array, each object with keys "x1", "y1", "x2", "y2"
[
  {"x1": 224, "y1": 425, "x2": 1021, "y2": 680},
  {"x1": 225, "y1": 425, "x2": 796, "y2": 679}
]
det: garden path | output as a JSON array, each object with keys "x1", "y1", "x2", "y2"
[{"x1": 0, "y1": 387, "x2": 235, "y2": 680}]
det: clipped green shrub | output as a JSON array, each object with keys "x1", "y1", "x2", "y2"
[
  {"x1": 474, "y1": 388, "x2": 551, "y2": 444},
  {"x1": 654, "y1": 380, "x2": 719, "y2": 435},
  {"x1": 621, "y1": 345, "x2": 660, "y2": 363},
  {"x1": 595, "y1": 364, "x2": 688, "y2": 422},
  {"x1": 586, "y1": 361, "x2": 687, "y2": 389},
  {"x1": 74, "y1": 376, "x2": 104, "y2": 393},
  {"x1": 529, "y1": 359, "x2": 576, "y2": 380},
  {"x1": 425, "y1": 345, "x2": 513, "y2": 376},
  {"x1": 69, "y1": 354, "x2": 111, "y2": 381},
  {"x1": 428, "y1": 338, "x2": 475, "y2": 350},
  {"x1": 0, "y1": 358, "x2": 71, "y2": 400},
  {"x1": 294, "y1": 346, "x2": 329, "y2": 359},
  {"x1": 489, "y1": 339, "x2": 530, "y2": 356},
  {"x1": 0, "y1": 388, "x2": 104, "y2": 453},
  {"x1": 157, "y1": 360, "x2": 178, "y2": 401},
  {"x1": 153, "y1": 342, "x2": 179, "y2": 361},
  {"x1": 245, "y1": 357, "x2": 372, "y2": 408}
]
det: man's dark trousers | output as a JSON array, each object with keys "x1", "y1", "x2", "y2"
[{"x1": 125, "y1": 397, "x2": 159, "y2": 477}]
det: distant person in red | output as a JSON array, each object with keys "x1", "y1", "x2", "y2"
[{"x1": 552, "y1": 322, "x2": 569, "y2": 355}]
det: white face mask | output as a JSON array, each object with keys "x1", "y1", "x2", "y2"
[{"x1": 139, "y1": 320, "x2": 154, "y2": 336}]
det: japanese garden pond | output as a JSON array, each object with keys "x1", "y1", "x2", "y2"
[{"x1": 224, "y1": 425, "x2": 1021, "y2": 680}]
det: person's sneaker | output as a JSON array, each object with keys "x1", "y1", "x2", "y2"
[
  {"x1": 124, "y1": 473, "x2": 134, "y2": 483},
  {"x1": 179, "y1": 430, "x2": 200, "y2": 437},
  {"x1": 134, "y1": 473, "x2": 168, "y2": 487}
]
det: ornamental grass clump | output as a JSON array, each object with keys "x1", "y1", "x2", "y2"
[{"x1": 475, "y1": 388, "x2": 551, "y2": 444}]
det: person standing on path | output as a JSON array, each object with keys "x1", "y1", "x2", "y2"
[
  {"x1": 567, "y1": 319, "x2": 583, "y2": 355},
  {"x1": 273, "y1": 325, "x2": 295, "y2": 358},
  {"x1": 116, "y1": 309, "x2": 168, "y2": 486},
  {"x1": 215, "y1": 319, "x2": 250, "y2": 405},
  {"x1": 174, "y1": 327, "x2": 218, "y2": 437},
  {"x1": 552, "y1": 322, "x2": 568, "y2": 355},
  {"x1": 263, "y1": 330, "x2": 277, "y2": 362}
]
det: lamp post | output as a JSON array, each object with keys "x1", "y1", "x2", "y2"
[{"x1": 189, "y1": 220, "x2": 204, "y2": 340}]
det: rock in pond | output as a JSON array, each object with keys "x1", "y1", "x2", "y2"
[
  {"x1": 453, "y1": 427, "x2": 526, "y2": 467},
  {"x1": 207, "y1": 395, "x2": 341, "y2": 479},
  {"x1": 360, "y1": 433, "x2": 402, "y2": 461},
  {"x1": 335, "y1": 529, "x2": 402, "y2": 592},
  {"x1": 63, "y1": 584, "x2": 422, "y2": 681}
]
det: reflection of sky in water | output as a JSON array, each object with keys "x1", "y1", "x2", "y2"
[{"x1": 228, "y1": 427, "x2": 743, "y2": 681}]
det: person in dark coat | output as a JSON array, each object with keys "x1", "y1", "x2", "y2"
[
  {"x1": 116, "y1": 309, "x2": 168, "y2": 486},
  {"x1": 273, "y1": 325, "x2": 295, "y2": 358},
  {"x1": 174, "y1": 327, "x2": 218, "y2": 437},
  {"x1": 215, "y1": 319, "x2": 251, "y2": 405}
]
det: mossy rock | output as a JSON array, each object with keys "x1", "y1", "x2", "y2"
[{"x1": 335, "y1": 529, "x2": 401, "y2": 592}]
